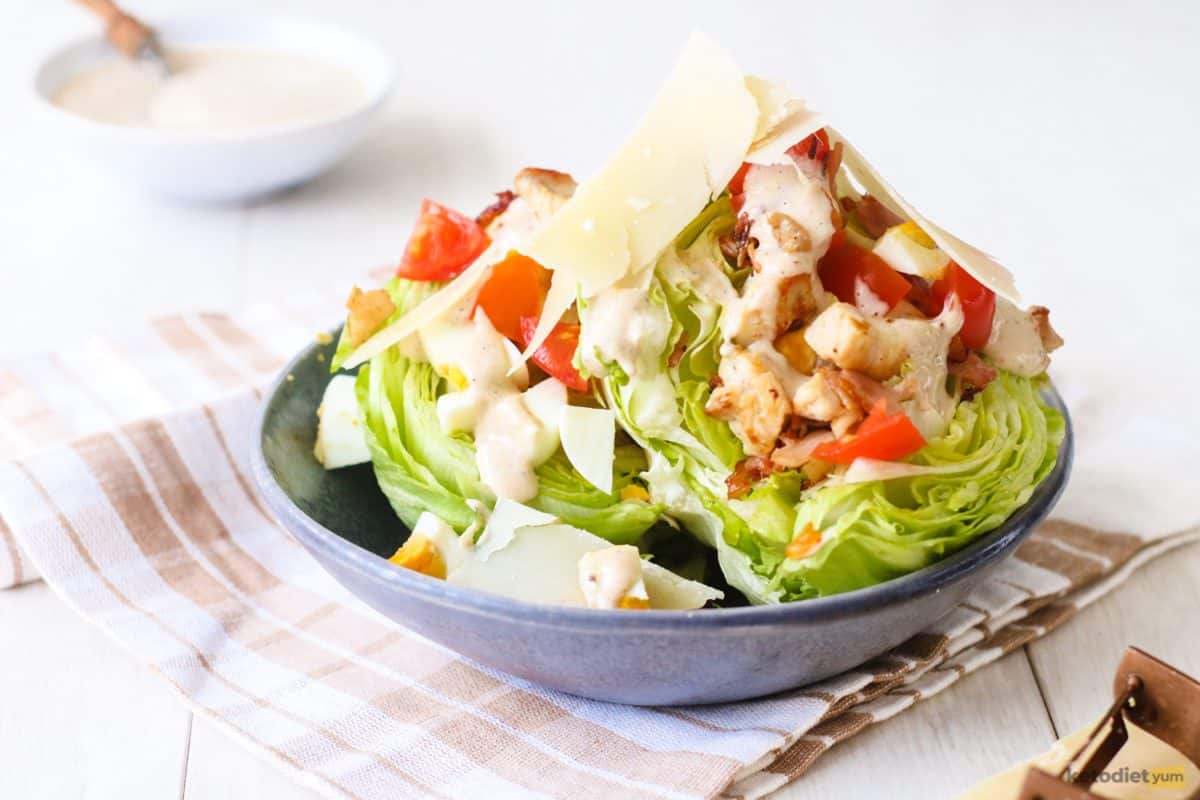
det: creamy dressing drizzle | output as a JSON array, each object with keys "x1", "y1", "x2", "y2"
[
  {"x1": 854, "y1": 277, "x2": 890, "y2": 318},
  {"x1": 888, "y1": 295, "x2": 964, "y2": 439},
  {"x1": 577, "y1": 545, "x2": 647, "y2": 609},
  {"x1": 745, "y1": 339, "x2": 808, "y2": 397},
  {"x1": 720, "y1": 163, "x2": 835, "y2": 345},
  {"x1": 579, "y1": 287, "x2": 671, "y2": 378},
  {"x1": 53, "y1": 47, "x2": 365, "y2": 132},
  {"x1": 983, "y1": 298, "x2": 1049, "y2": 377},
  {"x1": 425, "y1": 313, "x2": 546, "y2": 502}
]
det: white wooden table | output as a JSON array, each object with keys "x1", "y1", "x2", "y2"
[{"x1": 4, "y1": 1, "x2": 1197, "y2": 797}]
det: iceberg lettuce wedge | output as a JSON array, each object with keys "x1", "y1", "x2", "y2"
[
  {"x1": 351, "y1": 278, "x2": 662, "y2": 544},
  {"x1": 583, "y1": 198, "x2": 1064, "y2": 603}
]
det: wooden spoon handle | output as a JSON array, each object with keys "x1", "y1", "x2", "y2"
[{"x1": 75, "y1": 0, "x2": 153, "y2": 58}]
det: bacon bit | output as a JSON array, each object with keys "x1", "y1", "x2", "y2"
[
  {"x1": 668, "y1": 333, "x2": 689, "y2": 368},
  {"x1": 475, "y1": 190, "x2": 516, "y2": 231},
  {"x1": 852, "y1": 195, "x2": 905, "y2": 239},
  {"x1": 948, "y1": 334, "x2": 968, "y2": 363},
  {"x1": 904, "y1": 275, "x2": 940, "y2": 318},
  {"x1": 949, "y1": 351, "x2": 997, "y2": 396},
  {"x1": 709, "y1": 374, "x2": 723, "y2": 390},
  {"x1": 785, "y1": 524, "x2": 823, "y2": 560},
  {"x1": 1030, "y1": 305, "x2": 1064, "y2": 352},
  {"x1": 726, "y1": 456, "x2": 778, "y2": 500},
  {"x1": 782, "y1": 416, "x2": 809, "y2": 439},
  {"x1": 718, "y1": 214, "x2": 755, "y2": 268},
  {"x1": 826, "y1": 142, "x2": 844, "y2": 200}
]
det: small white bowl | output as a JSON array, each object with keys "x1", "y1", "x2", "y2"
[{"x1": 33, "y1": 16, "x2": 394, "y2": 203}]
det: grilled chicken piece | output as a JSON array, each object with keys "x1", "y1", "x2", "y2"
[
  {"x1": 705, "y1": 348, "x2": 790, "y2": 456},
  {"x1": 805, "y1": 302, "x2": 907, "y2": 381},
  {"x1": 514, "y1": 167, "x2": 577, "y2": 222},
  {"x1": 767, "y1": 212, "x2": 813, "y2": 253},
  {"x1": 344, "y1": 287, "x2": 396, "y2": 347},
  {"x1": 791, "y1": 367, "x2": 863, "y2": 437}
]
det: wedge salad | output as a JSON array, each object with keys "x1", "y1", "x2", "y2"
[{"x1": 313, "y1": 32, "x2": 1064, "y2": 610}]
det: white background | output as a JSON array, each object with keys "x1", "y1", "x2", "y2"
[{"x1": 2, "y1": 1, "x2": 1198, "y2": 798}]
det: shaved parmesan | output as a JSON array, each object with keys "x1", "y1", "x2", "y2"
[
  {"x1": 446, "y1": 522, "x2": 722, "y2": 609},
  {"x1": 828, "y1": 128, "x2": 1021, "y2": 302},
  {"x1": 473, "y1": 499, "x2": 557, "y2": 561},
  {"x1": 519, "y1": 31, "x2": 759, "y2": 357},
  {"x1": 743, "y1": 76, "x2": 826, "y2": 166},
  {"x1": 559, "y1": 406, "x2": 616, "y2": 493},
  {"x1": 744, "y1": 76, "x2": 800, "y2": 142}
]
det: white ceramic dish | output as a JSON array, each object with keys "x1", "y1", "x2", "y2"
[{"x1": 33, "y1": 16, "x2": 394, "y2": 203}]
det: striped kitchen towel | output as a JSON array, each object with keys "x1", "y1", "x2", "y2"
[{"x1": 0, "y1": 287, "x2": 1197, "y2": 800}]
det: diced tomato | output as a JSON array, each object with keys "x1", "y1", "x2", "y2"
[
  {"x1": 397, "y1": 199, "x2": 490, "y2": 281},
  {"x1": 811, "y1": 399, "x2": 926, "y2": 464},
  {"x1": 727, "y1": 162, "x2": 752, "y2": 213},
  {"x1": 932, "y1": 263, "x2": 996, "y2": 351},
  {"x1": 786, "y1": 129, "x2": 831, "y2": 163},
  {"x1": 472, "y1": 252, "x2": 549, "y2": 341},
  {"x1": 818, "y1": 232, "x2": 911, "y2": 311},
  {"x1": 518, "y1": 316, "x2": 588, "y2": 392}
]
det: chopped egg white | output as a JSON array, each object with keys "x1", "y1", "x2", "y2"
[
  {"x1": 313, "y1": 374, "x2": 370, "y2": 469},
  {"x1": 872, "y1": 224, "x2": 950, "y2": 280},
  {"x1": 521, "y1": 378, "x2": 568, "y2": 463}
]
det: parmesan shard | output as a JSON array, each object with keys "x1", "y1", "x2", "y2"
[
  {"x1": 447, "y1": 522, "x2": 722, "y2": 609},
  {"x1": 743, "y1": 76, "x2": 827, "y2": 166},
  {"x1": 559, "y1": 406, "x2": 617, "y2": 494},
  {"x1": 473, "y1": 499, "x2": 558, "y2": 561},
  {"x1": 518, "y1": 31, "x2": 759, "y2": 358},
  {"x1": 828, "y1": 128, "x2": 1022, "y2": 302}
]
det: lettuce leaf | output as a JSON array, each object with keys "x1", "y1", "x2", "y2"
[
  {"x1": 354, "y1": 277, "x2": 662, "y2": 544},
  {"x1": 773, "y1": 372, "x2": 1064, "y2": 598},
  {"x1": 588, "y1": 198, "x2": 1065, "y2": 603}
]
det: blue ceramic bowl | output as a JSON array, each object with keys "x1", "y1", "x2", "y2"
[{"x1": 251, "y1": 333, "x2": 1073, "y2": 705}]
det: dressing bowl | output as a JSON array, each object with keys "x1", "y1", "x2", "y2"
[{"x1": 33, "y1": 16, "x2": 393, "y2": 203}]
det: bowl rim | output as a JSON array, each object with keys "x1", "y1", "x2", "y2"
[
  {"x1": 31, "y1": 14, "x2": 395, "y2": 143},
  {"x1": 251, "y1": 333, "x2": 1073, "y2": 632}
]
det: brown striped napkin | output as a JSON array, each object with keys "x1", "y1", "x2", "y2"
[{"x1": 0, "y1": 287, "x2": 1196, "y2": 800}]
